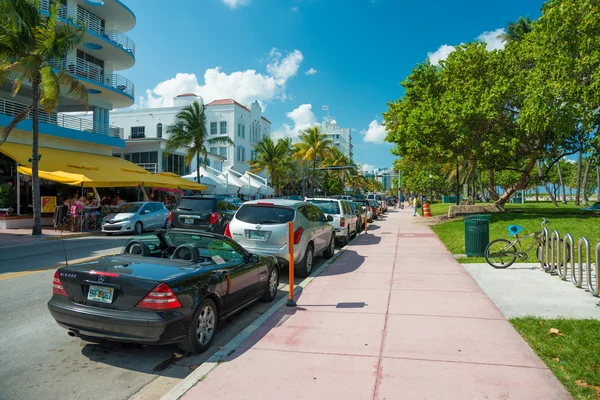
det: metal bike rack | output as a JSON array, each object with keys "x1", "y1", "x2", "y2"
[
  {"x1": 549, "y1": 230, "x2": 561, "y2": 274},
  {"x1": 589, "y1": 242, "x2": 600, "y2": 297},
  {"x1": 541, "y1": 227, "x2": 550, "y2": 270},
  {"x1": 574, "y1": 237, "x2": 590, "y2": 288},
  {"x1": 559, "y1": 233, "x2": 574, "y2": 281}
]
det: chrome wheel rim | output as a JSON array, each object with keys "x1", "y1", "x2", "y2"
[
  {"x1": 306, "y1": 249, "x2": 313, "y2": 274},
  {"x1": 135, "y1": 223, "x2": 142, "y2": 234},
  {"x1": 196, "y1": 305, "x2": 215, "y2": 346},
  {"x1": 269, "y1": 269, "x2": 278, "y2": 298},
  {"x1": 330, "y1": 236, "x2": 335, "y2": 253}
]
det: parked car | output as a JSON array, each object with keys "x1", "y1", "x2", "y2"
[
  {"x1": 306, "y1": 198, "x2": 357, "y2": 245},
  {"x1": 350, "y1": 201, "x2": 366, "y2": 232},
  {"x1": 368, "y1": 192, "x2": 388, "y2": 213},
  {"x1": 582, "y1": 202, "x2": 600, "y2": 211},
  {"x1": 368, "y1": 200, "x2": 381, "y2": 220},
  {"x1": 47, "y1": 229, "x2": 279, "y2": 354},
  {"x1": 102, "y1": 202, "x2": 170, "y2": 235},
  {"x1": 286, "y1": 195, "x2": 303, "y2": 201},
  {"x1": 169, "y1": 195, "x2": 242, "y2": 234},
  {"x1": 354, "y1": 199, "x2": 373, "y2": 222},
  {"x1": 227, "y1": 200, "x2": 335, "y2": 278}
]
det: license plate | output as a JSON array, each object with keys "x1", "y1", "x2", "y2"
[
  {"x1": 87, "y1": 285, "x2": 114, "y2": 303},
  {"x1": 184, "y1": 218, "x2": 194, "y2": 225},
  {"x1": 249, "y1": 230, "x2": 265, "y2": 239}
]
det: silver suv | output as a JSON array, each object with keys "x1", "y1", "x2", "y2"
[
  {"x1": 306, "y1": 198, "x2": 358, "y2": 245},
  {"x1": 226, "y1": 200, "x2": 335, "y2": 278}
]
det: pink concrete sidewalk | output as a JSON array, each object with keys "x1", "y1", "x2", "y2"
[{"x1": 182, "y1": 209, "x2": 572, "y2": 400}]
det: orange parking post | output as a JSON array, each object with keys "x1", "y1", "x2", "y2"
[
  {"x1": 287, "y1": 221, "x2": 296, "y2": 307},
  {"x1": 364, "y1": 207, "x2": 368, "y2": 234}
]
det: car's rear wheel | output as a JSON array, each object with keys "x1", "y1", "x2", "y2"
[
  {"x1": 134, "y1": 221, "x2": 143, "y2": 235},
  {"x1": 341, "y1": 228, "x2": 349, "y2": 246},
  {"x1": 295, "y1": 244, "x2": 313, "y2": 278},
  {"x1": 262, "y1": 266, "x2": 279, "y2": 302},
  {"x1": 178, "y1": 298, "x2": 218, "y2": 354},
  {"x1": 323, "y1": 234, "x2": 335, "y2": 259}
]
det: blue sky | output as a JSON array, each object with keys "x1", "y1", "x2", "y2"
[{"x1": 122, "y1": 0, "x2": 544, "y2": 171}]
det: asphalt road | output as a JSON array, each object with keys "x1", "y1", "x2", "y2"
[{"x1": 0, "y1": 233, "x2": 348, "y2": 400}]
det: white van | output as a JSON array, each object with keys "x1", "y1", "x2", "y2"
[{"x1": 367, "y1": 192, "x2": 387, "y2": 213}]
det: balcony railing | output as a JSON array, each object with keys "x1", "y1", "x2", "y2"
[
  {"x1": 48, "y1": 57, "x2": 135, "y2": 98},
  {"x1": 0, "y1": 98, "x2": 124, "y2": 139},
  {"x1": 136, "y1": 163, "x2": 159, "y2": 174},
  {"x1": 39, "y1": 1, "x2": 135, "y2": 56}
]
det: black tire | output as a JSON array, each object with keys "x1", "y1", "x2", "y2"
[
  {"x1": 295, "y1": 244, "x2": 314, "y2": 278},
  {"x1": 261, "y1": 266, "x2": 279, "y2": 302},
  {"x1": 134, "y1": 221, "x2": 143, "y2": 235},
  {"x1": 485, "y1": 239, "x2": 517, "y2": 269},
  {"x1": 177, "y1": 298, "x2": 218, "y2": 354},
  {"x1": 323, "y1": 234, "x2": 335, "y2": 259},
  {"x1": 105, "y1": 232, "x2": 113, "y2": 236},
  {"x1": 340, "y1": 228, "x2": 349, "y2": 246}
]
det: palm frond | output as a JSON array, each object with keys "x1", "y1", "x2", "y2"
[
  {"x1": 57, "y1": 69, "x2": 88, "y2": 105},
  {"x1": 1, "y1": 105, "x2": 32, "y2": 146},
  {"x1": 39, "y1": 65, "x2": 60, "y2": 112},
  {"x1": 206, "y1": 136, "x2": 234, "y2": 146}
]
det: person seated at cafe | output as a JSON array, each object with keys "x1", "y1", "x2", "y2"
[
  {"x1": 112, "y1": 193, "x2": 121, "y2": 206},
  {"x1": 116, "y1": 197, "x2": 126, "y2": 207},
  {"x1": 100, "y1": 194, "x2": 112, "y2": 206}
]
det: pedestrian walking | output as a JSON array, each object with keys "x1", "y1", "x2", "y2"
[{"x1": 412, "y1": 197, "x2": 418, "y2": 216}]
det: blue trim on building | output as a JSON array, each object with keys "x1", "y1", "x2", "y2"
[
  {"x1": 50, "y1": 68, "x2": 135, "y2": 102},
  {"x1": 113, "y1": 0, "x2": 136, "y2": 24},
  {"x1": 0, "y1": 114, "x2": 125, "y2": 148},
  {"x1": 87, "y1": 29, "x2": 136, "y2": 61}
]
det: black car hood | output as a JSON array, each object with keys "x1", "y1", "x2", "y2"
[{"x1": 64, "y1": 255, "x2": 204, "y2": 282}]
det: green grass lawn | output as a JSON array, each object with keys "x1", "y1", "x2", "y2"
[
  {"x1": 511, "y1": 318, "x2": 600, "y2": 400},
  {"x1": 429, "y1": 201, "x2": 600, "y2": 258}
]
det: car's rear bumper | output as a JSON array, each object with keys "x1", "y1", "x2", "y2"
[{"x1": 47, "y1": 296, "x2": 189, "y2": 345}]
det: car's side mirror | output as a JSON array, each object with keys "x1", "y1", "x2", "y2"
[
  {"x1": 248, "y1": 254, "x2": 260, "y2": 263},
  {"x1": 143, "y1": 209, "x2": 150, "y2": 214},
  {"x1": 327, "y1": 215, "x2": 334, "y2": 222}
]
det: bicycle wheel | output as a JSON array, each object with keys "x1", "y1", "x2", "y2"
[{"x1": 485, "y1": 239, "x2": 517, "y2": 268}]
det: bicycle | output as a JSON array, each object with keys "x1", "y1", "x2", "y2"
[{"x1": 484, "y1": 218, "x2": 570, "y2": 269}]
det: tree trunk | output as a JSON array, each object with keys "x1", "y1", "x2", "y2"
[
  {"x1": 538, "y1": 160, "x2": 558, "y2": 207},
  {"x1": 494, "y1": 157, "x2": 539, "y2": 207},
  {"x1": 479, "y1": 173, "x2": 486, "y2": 201},
  {"x1": 31, "y1": 74, "x2": 42, "y2": 236},
  {"x1": 312, "y1": 157, "x2": 317, "y2": 197},
  {"x1": 487, "y1": 169, "x2": 499, "y2": 201},
  {"x1": 581, "y1": 158, "x2": 592, "y2": 206},
  {"x1": 196, "y1": 153, "x2": 200, "y2": 183},
  {"x1": 557, "y1": 160, "x2": 567, "y2": 204},
  {"x1": 575, "y1": 150, "x2": 582, "y2": 206}
]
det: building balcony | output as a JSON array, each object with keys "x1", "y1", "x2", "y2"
[
  {"x1": 0, "y1": 98, "x2": 124, "y2": 140},
  {"x1": 49, "y1": 57, "x2": 134, "y2": 107}
]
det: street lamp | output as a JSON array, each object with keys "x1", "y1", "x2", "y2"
[{"x1": 429, "y1": 174, "x2": 433, "y2": 203}]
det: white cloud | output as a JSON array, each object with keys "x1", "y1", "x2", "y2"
[
  {"x1": 271, "y1": 103, "x2": 318, "y2": 140},
  {"x1": 221, "y1": 0, "x2": 250, "y2": 9},
  {"x1": 427, "y1": 27, "x2": 507, "y2": 65},
  {"x1": 291, "y1": 6, "x2": 298, "y2": 11},
  {"x1": 476, "y1": 28, "x2": 506, "y2": 51},
  {"x1": 427, "y1": 44, "x2": 456, "y2": 66},
  {"x1": 361, "y1": 164, "x2": 377, "y2": 173},
  {"x1": 137, "y1": 49, "x2": 304, "y2": 109},
  {"x1": 305, "y1": 67, "x2": 318, "y2": 76},
  {"x1": 361, "y1": 120, "x2": 388, "y2": 144}
]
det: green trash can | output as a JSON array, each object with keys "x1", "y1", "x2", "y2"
[{"x1": 464, "y1": 214, "x2": 491, "y2": 257}]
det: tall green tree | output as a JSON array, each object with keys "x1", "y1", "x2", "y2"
[
  {"x1": 293, "y1": 126, "x2": 333, "y2": 195},
  {"x1": 165, "y1": 101, "x2": 233, "y2": 184},
  {"x1": 248, "y1": 137, "x2": 290, "y2": 195},
  {"x1": 0, "y1": 0, "x2": 88, "y2": 235},
  {"x1": 322, "y1": 146, "x2": 355, "y2": 190},
  {"x1": 500, "y1": 16, "x2": 532, "y2": 43}
]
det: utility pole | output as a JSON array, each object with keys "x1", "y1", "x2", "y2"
[{"x1": 456, "y1": 161, "x2": 460, "y2": 205}]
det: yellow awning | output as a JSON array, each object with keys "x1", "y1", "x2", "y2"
[{"x1": 0, "y1": 142, "x2": 206, "y2": 190}]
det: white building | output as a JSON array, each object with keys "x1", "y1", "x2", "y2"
[
  {"x1": 320, "y1": 119, "x2": 353, "y2": 161},
  {"x1": 108, "y1": 95, "x2": 272, "y2": 176}
]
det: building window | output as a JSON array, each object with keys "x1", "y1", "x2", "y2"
[
  {"x1": 220, "y1": 121, "x2": 227, "y2": 135},
  {"x1": 238, "y1": 123, "x2": 245, "y2": 138},
  {"x1": 237, "y1": 146, "x2": 246, "y2": 162},
  {"x1": 210, "y1": 122, "x2": 217, "y2": 135},
  {"x1": 131, "y1": 126, "x2": 145, "y2": 138},
  {"x1": 250, "y1": 150, "x2": 255, "y2": 161},
  {"x1": 210, "y1": 147, "x2": 218, "y2": 155},
  {"x1": 157, "y1": 123, "x2": 163, "y2": 138},
  {"x1": 219, "y1": 147, "x2": 227, "y2": 159},
  {"x1": 162, "y1": 153, "x2": 188, "y2": 176}
]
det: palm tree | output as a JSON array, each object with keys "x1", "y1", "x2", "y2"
[
  {"x1": 248, "y1": 137, "x2": 291, "y2": 195},
  {"x1": 165, "y1": 101, "x2": 233, "y2": 184},
  {"x1": 322, "y1": 146, "x2": 355, "y2": 191},
  {"x1": 293, "y1": 126, "x2": 333, "y2": 195},
  {"x1": 500, "y1": 16, "x2": 532, "y2": 43},
  {"x1": 1, "y1": 0, "x2": 88, "y2": 235}
]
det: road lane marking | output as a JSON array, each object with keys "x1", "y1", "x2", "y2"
[{"x1": 0, "y1": 255, "x2": 103, "y2": 281}]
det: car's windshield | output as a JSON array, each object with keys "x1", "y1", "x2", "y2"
[
  {"x1": 308, "y1": 200, "x2": 341, "y2": 214},
  {"x1": 236, "y1": 205, "x2": 295, "y2": 224},
  {"x1": 164, "y1": 232, "x2": 245, "y2": 264},
  {"x1": 116, "y1": 203, "x2": 142, "y2": 213},
  {"x1": 176, "y1": 198, "x2": 214, "y2": 212}
]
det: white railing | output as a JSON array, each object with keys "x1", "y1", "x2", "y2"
[
  {"x1": 102, "y1": 30, "x2": 136, "y2": 56},
  {"x1": 137, "y1": 163, "x2": 159, "y2": 174},
  {"x1": 0, "y1": 98, "x2": 124, "y2": 139}
]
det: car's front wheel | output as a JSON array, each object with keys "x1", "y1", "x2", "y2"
[
  {"x1": 295, "y1": 244, "x2": 313, "y2": 278},
  {"x1": 178, "y1": 298, "x2": 218, "y2": 354},
  {"x1": 134, "y1": 221, "x2": 143, "y2": 235},
  {"x1": 262, "y1": 266, "x2": 279, "y2": 302}
]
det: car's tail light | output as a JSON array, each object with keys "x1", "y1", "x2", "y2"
[
  {"x1": 209, "y1": 212, "x2": 220, "y2": 225},
  {"x1": 340, "y1": 217, "x2": 345, "y2": 227},
  {"x1": 224, "y1": 223, "x2": 232, "y2": 238},
  {"x1": 135, "y1": 282, "x2": 181, "y2": 310},
  {"x1": 53, "y1": 270, "x2": 68, "y2": 297},
  {"x1": 294, "y1": 227, "x2": 304, "y2": 244},
  {"x1": 168, "y1": 211, "x2": 172, "y2": 223}
]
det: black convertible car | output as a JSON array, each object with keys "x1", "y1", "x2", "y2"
[{"x1": 48, "y1": 229, "x2": 279, "y2": 354}]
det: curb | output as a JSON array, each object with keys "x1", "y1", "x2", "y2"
[
  {"x1": 45, "y1": 232, "x2": 103, "y2": 241},
  {"x1": 161, "y1": 227, "x2": 370, "y2": 400}
]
